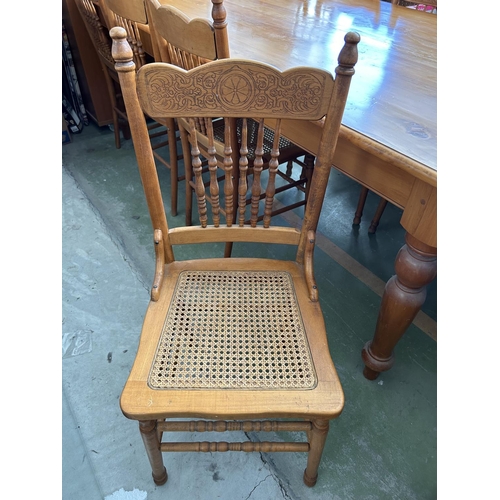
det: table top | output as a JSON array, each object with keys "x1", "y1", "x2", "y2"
[{"x1": 162, "y1": 0, "x2": 437, "y2": 175}]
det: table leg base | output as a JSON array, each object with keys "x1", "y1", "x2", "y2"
[{"x1": 361, "y1": 341, "x2": 395, "y2": 380}]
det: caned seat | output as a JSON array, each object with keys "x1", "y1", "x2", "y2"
[
  {"x1": 146, "y1": 0, "x2": 315, "y2": 248},
  {"x1": 110, "y1": 25, "x2": 360, "y2": 487}
]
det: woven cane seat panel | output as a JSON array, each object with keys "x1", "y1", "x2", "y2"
[{"x1": 148, "y1": 271, "x2": 317, "y2": 390}]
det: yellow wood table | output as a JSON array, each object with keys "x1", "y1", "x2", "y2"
[{"x1": 161, "y1": 0, "x2": 437, "y2": 379}]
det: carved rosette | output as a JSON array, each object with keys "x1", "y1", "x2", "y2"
[{"x1": 141, "y1": 62, "x2": 329, "y2": 118}]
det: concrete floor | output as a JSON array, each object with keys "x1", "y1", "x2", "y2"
[{"x1": 62, "y1": 122, "x2": 437, "y2": 499}]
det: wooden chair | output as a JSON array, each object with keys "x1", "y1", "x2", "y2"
[
  {"x1": 103, "y1": 0, "x2": 187, "y2": 216},
  {"x1": 111, "y1": 25, "x2": 359, "y2": 488},
  {"x1": 353, "y1": 0, "x2": 436, "y2": 233},
  {"x1": 73, "y1": 0, "x2": 129, "y2": 149},
  {"x1": 147, "y1": 0, "x2": 316, "y2": 244},
  {"x1": 74, "y1": 0, "x2": 183, "y2": 215}
]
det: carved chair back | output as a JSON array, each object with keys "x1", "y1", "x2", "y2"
[
  {"x1": 75, "y1": 0, "x2": 115, "y2": 71},
  {"x1": 146, "y1": 0, "x2": 230, "y2": 67},
  {"x1": 92, "y1": 0, "x2": 183, "y2": 215},
  {"x1": 74, "y1": 0, "x2": 132, "y2": 148},
  {"x1": 111, "y1": 27, "x2": 360, "y2": 266}
]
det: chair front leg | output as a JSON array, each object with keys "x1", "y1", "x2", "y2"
[
  {"x1": 303, "y1": 419, "x2": 329, "y2": 487},
  {"x1": 139, "y1": 420, "x2": 168, "y2": 486}
]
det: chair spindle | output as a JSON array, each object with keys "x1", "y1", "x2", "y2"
[
  {"x1": 250, "y1": 119, "x2": 265, "y2": 227},
  {"x1": 263, "y1": 119, "x2": 282, "y2": 228},
  {"x1": 206, "y1": 119, "x2": 221, "y2": 227},
  {"x1": 238, "y1": 118, "x2": 249, "y2": 227},
  {"x1": 223, "y1": 118, "x2": 234, "y2": 226},
  {"x1": 189, "y1": 118, "x2": 208, "y2": 227}
]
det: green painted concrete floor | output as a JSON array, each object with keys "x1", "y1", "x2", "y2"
[{"x1": 62, "y1": 122, "x2": 437, "y2": 499}]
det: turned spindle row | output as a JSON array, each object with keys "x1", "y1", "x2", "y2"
[
  {"x1": 161, "y1": 441, "x2": 310, "y2": 453},
  {"x1": 158, "y1": 420, "x2": 312, "y2": 433}
]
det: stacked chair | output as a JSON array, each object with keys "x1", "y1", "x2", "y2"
[{"x1": 74, "y1": 0, "x2": 183, "y2": 215}]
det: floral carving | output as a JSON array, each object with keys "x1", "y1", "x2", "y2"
[
  {"x1": 220, "y1": 74, "x2": 252, "y2": 106},
  {"x1": 141, "y1": 62, "x2": 329, "y2": 118}
]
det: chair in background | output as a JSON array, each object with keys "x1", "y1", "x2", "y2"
[
  {"x1": 74, "y1": 0, "x2": 129, "y2": 149},
  {"x1": 352, "y1": 186, "x2": 388, "y2": 234},
  {"x1": 74, "y1": 0, "x2": 183, "y2": 215},
  {"x1": 111, "y1": 25, "x2": 359, "y2": 487},
  {"x1": 352, "y1": 0, "x2": 436, "y2": 233},
  {"x1": 147, "y1": 0, "x2": 316, "y2": 246},
  {"x1": 101, "y1": 0, "x2": 185, "y2": 216}
]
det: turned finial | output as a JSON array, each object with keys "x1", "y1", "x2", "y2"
[
  {"x1": 211, "y1": 0, "x2": 227, "y2": 29},
  {"x1": 110, "y1": 26, "x2": 135, "y2": 72},
  {"x1": 336, "y1": 31, "x2": 360, "y2": 76},
  {"x1": 211, "y1": 0, "x2": 230, "y2": 58}
]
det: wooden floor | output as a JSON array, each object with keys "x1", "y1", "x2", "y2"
[{"x1": 62, "y1": 122, "x2": 437, "y2": 499}]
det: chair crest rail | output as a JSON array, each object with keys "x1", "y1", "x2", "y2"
[{"x1": 136, "y1": 60, "x2": 335, "y2": 120}]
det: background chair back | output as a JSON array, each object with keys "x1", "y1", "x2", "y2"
[
  {"x1": 99, "y1": 0, "x2": 184, "y2": 215},
  {"x1": 101, "y1": 0, "x2": 150, "y2": 68},
  {"x1": 147, "y1": 0, "x2": 230, "y2": 66}
]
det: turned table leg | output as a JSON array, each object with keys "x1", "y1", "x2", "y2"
[{"x1": 362, "y1": 233, "x2": 437, "y2": 380}]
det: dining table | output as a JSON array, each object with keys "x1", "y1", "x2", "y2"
[{"x1": 154, "y1": 0, "x2": 438, "y2": 380}]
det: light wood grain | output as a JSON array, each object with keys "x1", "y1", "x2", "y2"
[
  {"x1": 162, "y1": 0, "x2": 436, "y2": 172},
  {"x1": 111, "y1": 24, "x2": 358, "y2": 486}
]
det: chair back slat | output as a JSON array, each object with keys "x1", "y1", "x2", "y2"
[
  {"x1": 99, "y1": 2, "x2": 149, "y2": 69},
  {"x1": 109, "y1": 13, "x2": 146, "y2": 68}
]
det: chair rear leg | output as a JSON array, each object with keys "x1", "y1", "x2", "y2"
[
  {"x1": 368, "y1": 198, "x2": 388, "y2": 234},
  {"x1": 303, "y1": 153, "x2": 315, "y2": 213},
  {"x1": 102, "y1": 69, "x2": 121, "y2": 149},
  {"x1": 180, "y1": 126, "x2": 194, "y2": 226},
  {"x1": 139, "y1": 420, "x2": 168, "y2": 486},
  {"x1": 167, "y1": 118, "x2": 179, "y2": 216},
  {"x1": 224, "y1": 241, "x2": 233, "y2": 258},
  {"x1": 353, "y1": 186, "x2": 369, "y2": 225},
  {"x1": 303, "y1": 419, "x2": 329, "y2": 487}
]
